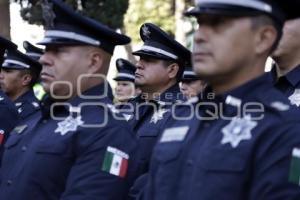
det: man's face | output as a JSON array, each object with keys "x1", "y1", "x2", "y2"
[
  {"x1": 39, "y1": 45, "x2": 91, "y2": 97},
  {"x1": 135, "y1": 56, "x2": 171, "y2": 91},
  {"x1": 180, "y1": 80, "x2": 206, "y2": 99},
  {"x1": 272, "y1": 18, "x2": 300, "y2": 63},
  {"x1": 0, "y1": 68, "x2": 25, "y2": 97},
  {"x1": 193, "y1": 15, "x2": 256, "y2": 81}
]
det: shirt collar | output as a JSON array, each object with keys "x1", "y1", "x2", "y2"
[
  {"x1": 15, "y1": 89, "x2": 37, "y2": 104},
  {"x1": 41, "y1": 82, "x2": 113, "y2": 118},
  {"x1": 137, "y1": 83, "x2": 185, "y2": 105},
  {"x1": 283, "y1": 64, "x2": 300, "y2": 87},
  {"x1": 202, "y1": 73, "x2": 272, "y2": 105},
  {"x1": 270, "y1": 64, "x2": 300, "y2": 87}
]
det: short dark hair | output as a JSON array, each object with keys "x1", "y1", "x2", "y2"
[
  {"x1": 162, "y1": 60, "x2": 184, "y2": 82},
  {"x1": 19, "y1": 68, "x2": 40, "y2": 88},
  {"x1": 250, "y1": 15, "x2": 283, "y2": 53}
]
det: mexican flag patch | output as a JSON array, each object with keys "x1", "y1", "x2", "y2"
[
  {"x1": 102, "y1": 146, "x2": 129, "y2": 178},
  {"x1": 289, "y1": 148, "x2": 300, "y2": 186}
]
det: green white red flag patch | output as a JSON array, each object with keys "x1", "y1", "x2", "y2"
[{"x1": 102, "y1": 146, "x2": 129, "y2": 178}]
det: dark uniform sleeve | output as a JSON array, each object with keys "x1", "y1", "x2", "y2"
[
  {"x1": 60, "y1": 124, "x2": 138, "y2": 200},
  {"x1": 0, "y1": 102, "x2": 19, "y2": 164},
  {"x1": 249, "y1": 122, "x2": 300, "y2": 199}
]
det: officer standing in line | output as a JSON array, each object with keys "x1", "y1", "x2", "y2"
[
  {"x1": 271, "y1": 18, "x2": 300, "y2": 106},
  {"x1": 0, "y1": 0, "x2": 137, "y2": 200},
  {"x1": 180, "y1": 66, "x2": 206, "y2": 99},
  {"x1": 0, "y1": 47, "x2": 42, "y2": 120},
  {"x1": 23, "y1": 41, "x2": 47, "y2": 100},
  {"x1": 23, "y1": 41, "x2": 44, "y2": 61},
  {"x1": 114, "y1": 58, "x2": 138, "y2": 106},
  {"x1": 127, "y1": 23, "x2": 190, "y2": 173},
  {"x1": 124, "y1": 23, "x2": 190, "y2": 198},
  {"x1": 0, "y1": 37, "x2": 19, "y2": 162},
  {"x1": 142, "y1": 0, "x2": 300, "y2": 199}
]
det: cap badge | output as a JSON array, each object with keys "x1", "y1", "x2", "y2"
[
  {"x1": 142, "y1": 25, "x2": 151, "y2": 39},
  {"x1": 117, "y1": 60, "x2": 123, "y2": 67}
]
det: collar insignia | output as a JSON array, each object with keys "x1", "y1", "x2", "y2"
[{"x1": 150, "y1": 108, "x2": 168, "y2": 124}]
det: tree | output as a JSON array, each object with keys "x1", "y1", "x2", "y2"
[
  {"x1": 124, "y1": 0, "x2": 175, "y2": 44},
  {"x1": 175, "y1": 0, "x2": 196, "y2": 49},
  {"x1": 0, "y1": 0, "x2": 11, "y2": 39},
  {"x1": 14, "y1": 0, "x2": 129, "y2": 29}
]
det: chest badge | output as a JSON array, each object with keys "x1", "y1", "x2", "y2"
[
  {"x1": 221, "y1": 115, "x2": 257, "y2": 148},
  {"x1": 55, "y1": 116, "x2": 84, "y2": 136},
  {"x1": 289, "y1": 89, "x2": 300, "y2": 107},
  {"x1": 150, "y1": 108, "x2": 168, "y2": 124}
]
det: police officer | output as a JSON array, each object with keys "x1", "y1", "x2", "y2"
[
  {"x1": 23, "y1": 41, "x2": 47, "y2": 100},
  {"x1": 125, "y1": 23, "x2": 191, "y2": 197},
  {"x1": 0, "y1": 47, "x2": 42, "y2": 120},
  {"x1": 142, "y1": 0, "x2": 300, "y2": 199},
  {"x1": 271, "y1": 18, "x2": 300, "y2": 106},
  {"x1": 114, "y1": 58, "x2": 138, "y2": 105},
  {"x1": 180, "y1": 67, "x2": 206, "y2": 99},
  {"x1": 23, "y1": 41, "x2": 44, "y2": 61},
  {"x1": 0, "y1": 0, "x2": 137, "y2": 199},
  {"x1": 128, "y1": 23, "x2": 190, "y2": 172},
  {"x1": 0, "y1": 37, "x2": 19, "y2": 162}
]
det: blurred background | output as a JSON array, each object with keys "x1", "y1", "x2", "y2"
[{"x1": 2, "y1": 0, "x2": 272, "y2": 88}]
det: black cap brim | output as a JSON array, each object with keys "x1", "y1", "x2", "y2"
[
  {"x1": 114, "y1": 77, "x2": 135, "y2": 82},
  {"x1": 132, "y1": 49, "x2": 176, "y2": 61}
]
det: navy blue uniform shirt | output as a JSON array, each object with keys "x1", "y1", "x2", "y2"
[
  {"x1": 123, "y1": 84, "x2": 185, "y2": 198},
  {"x1": 270, "y1": 64, "x2": 300, "y2": 107},
  {"x1": 143, "y1": 74, "x2": 300, "y2": 200},
  {"x1": 14, "y1": 89, "x2": 40, "y2": 120},
  {"x1": 127, "y1": 84, "x2": 185, "y2": 175},
  {"x1": 0, "y1": 83, "x2": 138, "y2": 200}
]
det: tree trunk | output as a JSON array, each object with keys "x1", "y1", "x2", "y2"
[{"x1": 0, "y1": 0, "x2": 11, "y2": 39}]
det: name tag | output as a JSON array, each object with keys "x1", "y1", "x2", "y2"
[{"x1": 160, "y1": 126, "x2": 189, "y2": 143}]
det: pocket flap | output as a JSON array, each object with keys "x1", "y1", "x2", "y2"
[
  {"x1": 200, "y1": 148, "x2": 246, "y2": 172},
  {"x1": 155, "y1": 143, "x2": 182, "y2": 163},
  {"x1": 138, "y1": 127, "x2": 159, "y2": 137},
  {"x1": 35, "y1": 142, "x2": 66, "y2": 154}
]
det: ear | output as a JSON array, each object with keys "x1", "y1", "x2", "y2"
[
  {"x1": 167, "y1": 63, "x2": 179, "y2": 79},
  {"x1": 21, "y1": 74, "x2": 32, "y2": 86},
  {"x1": 86, "y1": 50, "x2": 104, "y2": 74},
  {"x1": 254, "y1": 25, "x2": 277, "y2": 55}
]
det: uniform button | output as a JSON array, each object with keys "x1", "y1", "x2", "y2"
[
  {"x1": 21, "y1": 146, "x2": 27, "y2": 152},
  {"x1": 7, "y1": 180, "x2": 12, "y2": 186},
  {"x1": 42, "y1": 119, "x2": 47, "y2": 124}
]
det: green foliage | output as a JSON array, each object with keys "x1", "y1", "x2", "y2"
[
  {"x1": 15, "y1": 0, "x2": 129, "y2": 29},
  {"x1": 81, "y1": 0, "x2": 129, "y2": 29},
  {"x1": 124, "y1": 0, "x2": 175, "y2": 43}
]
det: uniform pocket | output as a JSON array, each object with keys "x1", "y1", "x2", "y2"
[
  {"x1": 155, "y1": 142, "x2": 183, "y2": 163},
  {"x1": 199, "y1": 147, "x2": 247, "y2": 172},
  {"x1": 138, "y1": 128, "x2": 160, "y2": 137},
  {"x1": 35, "y1": 142, "x2": 66, "y2": 155}
]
